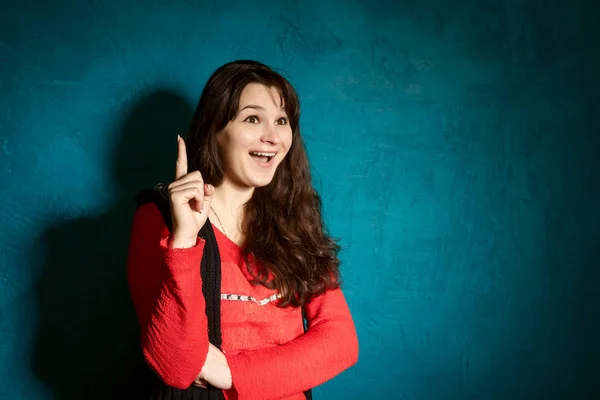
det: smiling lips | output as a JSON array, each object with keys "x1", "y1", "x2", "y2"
[{"x1": 249, "y1": 151, "x2": 277, "y2": 167}]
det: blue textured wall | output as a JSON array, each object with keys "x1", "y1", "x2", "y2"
[{"x1": 1, "y1": 0, "x2": 599, "y2": 399}]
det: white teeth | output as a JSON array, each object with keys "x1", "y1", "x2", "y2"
[{"x1": 250, "y1": 152, "x2": 276, "y2": 157}]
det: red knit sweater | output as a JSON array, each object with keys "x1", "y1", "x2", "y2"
[{"x1": 127, "y1": 203, "x2": 359, "y2": 400}]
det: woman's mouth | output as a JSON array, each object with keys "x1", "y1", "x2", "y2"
[{"x1": 249, "y1": 151, "x2": 276, "y2": 166}]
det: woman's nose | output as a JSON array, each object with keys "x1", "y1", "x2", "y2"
[{"x1": 261, "y1": 124, "x2": 281, "y2": 144}]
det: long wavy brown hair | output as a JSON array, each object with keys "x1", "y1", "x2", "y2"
[{"x1": 185, "y1": 60, "x2": 341, "y2": 308}]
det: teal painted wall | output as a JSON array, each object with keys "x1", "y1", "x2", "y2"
[{"x1": 1, "y1": 0, "x2": 598, "y2": 399}]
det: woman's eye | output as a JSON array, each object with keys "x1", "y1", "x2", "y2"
[
  {"x1": 276, "y1": 117, "x2": 288, "y2": 125},
  {"x1": 244, "y1": 115, "x2": 259, "y2": 123}
]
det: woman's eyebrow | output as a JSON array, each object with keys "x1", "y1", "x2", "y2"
[{"x1": 238, "y1": 104, "x2": 265, "y2": 112}]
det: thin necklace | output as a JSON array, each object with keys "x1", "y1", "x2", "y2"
[{"x1": 210, "y1": 206, "x2": 227, "y2": 238}]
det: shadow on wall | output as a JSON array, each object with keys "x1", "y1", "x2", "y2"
[{"x1": 32, "y1": 89, "x2": 194, "y2": 399}]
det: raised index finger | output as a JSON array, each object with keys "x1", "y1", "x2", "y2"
[{"x1": 175, "y1": 135, "x2": 188, "y2": 180}]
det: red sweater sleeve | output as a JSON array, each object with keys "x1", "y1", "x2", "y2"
[
  {"x1": 225, "y1": 288, "x2": 359, "y2": 400},
  {"x1": 126, "y1": 202, "x2": 209, "y2": 389}
]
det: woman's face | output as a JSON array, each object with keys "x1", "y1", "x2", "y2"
[{"x1": 216, "y1": 83, "x2": 293, "y2": 188}]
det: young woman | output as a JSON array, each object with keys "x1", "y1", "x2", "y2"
[{"x1": 126, "y1": 60, "x2": 358, "y2": 400}]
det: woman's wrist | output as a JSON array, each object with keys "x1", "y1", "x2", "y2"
[{"x1": 170, "y1": 234, "x2": 198, "y2": 249}]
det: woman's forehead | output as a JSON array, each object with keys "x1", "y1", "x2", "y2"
[{"x1": 239, "y1": 83, "x2": 286, "y2": 110}]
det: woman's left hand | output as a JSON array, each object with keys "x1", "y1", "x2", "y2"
[{"x1": 194, "y1": 343, "x2": 233, "y2": 390}]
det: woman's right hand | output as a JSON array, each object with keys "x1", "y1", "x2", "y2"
[
  {"x1": 168, "y1": 135, "x2": 215, "y2": 248},
  {"x1": 194, "y1": 343, "x2": 232, "y2": 390}
]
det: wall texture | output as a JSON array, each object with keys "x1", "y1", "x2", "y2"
[{"x1": 1, "y1": 0, "x2": 598, "y2": 399}]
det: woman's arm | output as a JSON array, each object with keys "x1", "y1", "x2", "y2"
[
  {"x1": 224, "y1": 287, "x2": 359, "y2": 400},
  {"x1": 126, "y1": 202, "x2": 209, "y2": 389}
]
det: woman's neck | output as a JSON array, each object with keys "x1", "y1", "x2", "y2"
[
  {"x1": 210, "y1": 178, "x2": 254, "y2": 243},
  {"x1": 212, "y1": 178, "x2": 254, "y2": 217}
]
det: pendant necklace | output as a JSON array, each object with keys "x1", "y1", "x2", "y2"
[{"x1": 210, "y1": 206, "x2": 228, "y2": 238}]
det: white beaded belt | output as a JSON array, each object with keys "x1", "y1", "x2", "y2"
[{"x1": 220, "y1": 292, "x2": 282, "y2": 306}]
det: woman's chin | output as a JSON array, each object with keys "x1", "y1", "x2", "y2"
[
  {"x1": 230, "y1": 174, "x2": 275, "y2": 189},
  {"x1": 249, "y1": 177, "x2": 275, "y2": 188}
]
